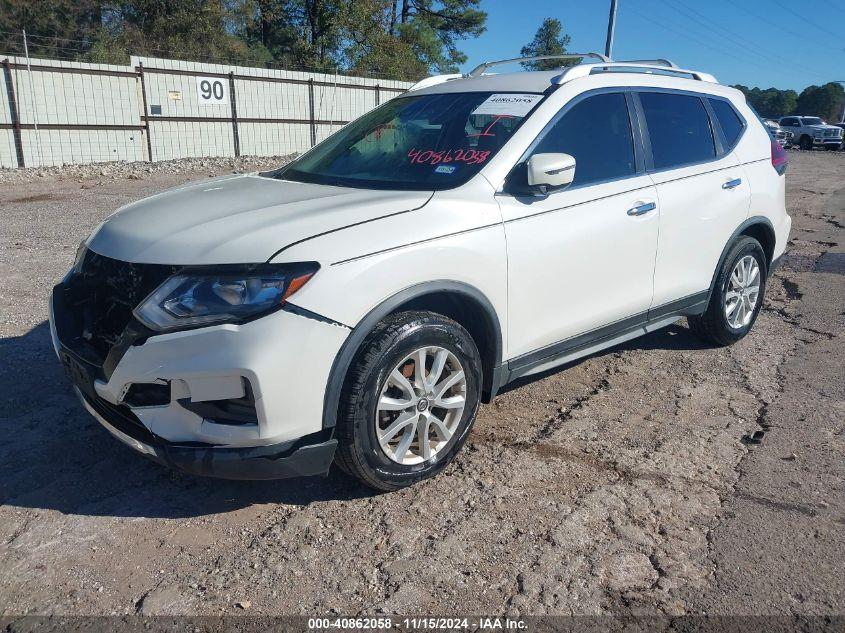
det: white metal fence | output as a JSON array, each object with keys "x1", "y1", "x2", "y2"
[{"x1": 0, "y1": 55, "x2": 411, "y2": 168}]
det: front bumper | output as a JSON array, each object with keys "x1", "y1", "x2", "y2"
[
  {"x1": 50, "y1": 286, "x2": 350, "y2": 479},
  {"x1": 76, "y1": 385, "x2": 337, "y2": 479}
]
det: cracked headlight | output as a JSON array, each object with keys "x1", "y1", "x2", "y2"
[{"x1": 134, "y1": 263, "x2": 318, "y2": 332}]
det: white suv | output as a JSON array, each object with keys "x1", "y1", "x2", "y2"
[{"x1": 50, "y1": 55, "x2": 792, "y2": 490}]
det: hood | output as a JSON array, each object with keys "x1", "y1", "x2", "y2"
[
  {"x1": 806, "y1": 123, "x2": 840, "y2": 131},
  {"x1": 86, "y1": 174, "x2": 432, "y2": 265}
]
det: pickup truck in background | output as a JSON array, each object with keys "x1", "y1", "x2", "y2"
[
  {"x1": 764, "y1": 119, "x2": 790, "y2": 148},
  {"x1": 778, "y1": 116, "x2": 844, "y2": 150},
  {"x1": 833, "y1": 123, "x2": 845, "y2": 150}
]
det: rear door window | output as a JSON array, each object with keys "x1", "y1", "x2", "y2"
[
  {"x1": 708, "y1": 98, "x2": 745, "y2": 148},
  {"x1": 639, "y1": 92, "x2": 716, "y2": 170}
]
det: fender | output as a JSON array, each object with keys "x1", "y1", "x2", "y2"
[
  {"x1": 321, "y1": 280, "x2": 503, "y2": 430},
  {"x1": 705, "y1": 215, "x2": 776, "y2": 305}
]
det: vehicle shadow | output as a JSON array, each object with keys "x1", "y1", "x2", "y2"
[
  {"x1": 0, "y1": 320, "x2": 706, "y2": 519},
  {"x1": 0, "y1": 321, "x2": 375, "y2": 520}
]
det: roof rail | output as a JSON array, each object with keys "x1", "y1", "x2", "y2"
[
  {"x1": 407, "y1": 73, "x2": 463, "y2": 91},
  {"x1": 615, "y1": 58, "x2": 677, "y2": 68},
  {"x1": 466, "y1": 52, "x2": 610, "y2": 77},
  {"x1": 552, "y1": 62, "x2": 718, "y2": 85}
]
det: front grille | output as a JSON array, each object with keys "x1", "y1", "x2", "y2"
[{"x1": 53, "y1": 249, "x2": 176, "y2": 378}]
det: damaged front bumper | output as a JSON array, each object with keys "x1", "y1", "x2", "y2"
[
  {"x1": 49, "y1": 273, "x2": 349, "y2": 480},
  {"x1": 76, "y1": 385, "x2": 337, "y2": 479}
]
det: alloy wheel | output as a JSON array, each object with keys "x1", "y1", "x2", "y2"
[
  {"x1": 725, "y1": 255, "x2": 761, "y2": 329},
  {"x1": 375, "y1": 346, "x2": 467, "y2": 465}
]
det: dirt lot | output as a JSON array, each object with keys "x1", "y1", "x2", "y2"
[{"x1": 0, "y1": 151, "x2": 842, "y2": 620}]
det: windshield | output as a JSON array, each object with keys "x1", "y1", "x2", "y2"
[
  {"x1": 802, "y1": 117, "x2": 824, "y2": 126},
  {"x1": 278, "y1": 91, "x2": 543, "y2": 190}
]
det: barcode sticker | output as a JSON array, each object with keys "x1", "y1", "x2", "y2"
[{"x1": 471, "y1": 93, "x2": 542, "y2": 117}]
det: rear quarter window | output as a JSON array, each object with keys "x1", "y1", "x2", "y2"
[
  {"x1": 640, "y1": 92, "x2": 716, "y2": 170},
  {"x1": 708, "y1": 98, "x2": 745, "y2": 148}
]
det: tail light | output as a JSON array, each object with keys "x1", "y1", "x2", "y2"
[{"x1": 771, "y1": 140, "x2": 788, "y2": 175}]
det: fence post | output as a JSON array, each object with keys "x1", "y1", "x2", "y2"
[
  {"x1": 2, "y1": 58, "x2": 25, "y2": 168},
  {"x1": 21, "y1": 29, "x2": 43, "y2": 166},
  {"x1": 375, "y1": 84, "x2": 380, "y2": 106},
  {"x1": 137, "y1": 62, "x2": 153, "y2": 162},
  {"x1": 308, "y1": 78, "x2": 316, "y2": 147},
  {"x1": 228, "y1": 71, "x2": 240, "y2": 158}
]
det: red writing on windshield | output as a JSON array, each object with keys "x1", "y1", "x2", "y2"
[
  {"x1": 467, "y1": 114, "x2": 514, "y2": 138},
  {"x1": 407, "y1": 147, "x2": 491, "y2": 166},
  {"x1": 364, "y1": 124, "x2": 396, "y2": 142}
]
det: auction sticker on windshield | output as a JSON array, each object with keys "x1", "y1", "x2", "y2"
[{"x1": 471, "y1": 93, "x2": 542, "y2": 117}]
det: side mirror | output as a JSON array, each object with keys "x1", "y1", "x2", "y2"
[{"x1": 527, "y1": 153, "x2": 576, "y2": 191}]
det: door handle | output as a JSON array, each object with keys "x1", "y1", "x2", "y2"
[
  {"x1": 722, "y1": 178, "x2": 742, "y2": 190},
  {"x1": 627, "y1": 201, "x2": 656, "y2": 216}
]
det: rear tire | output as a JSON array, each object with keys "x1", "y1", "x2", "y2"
[
  {"x1": 335, "y1": 311, "x2": 482, "y2": 491},
  {"x1": 688, "y1": 236, "x2": 767, "y2": 347}
]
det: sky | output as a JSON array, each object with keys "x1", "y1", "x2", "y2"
[{"x1": 457, "y1": 0, "x2": 845, "y2": 92}]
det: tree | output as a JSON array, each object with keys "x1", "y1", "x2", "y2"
[
  {"x1": 345, "y1": 0, "x2": 486, "y2": 79},
  {"x1": 240, "y1": 0, "x2": 345, "y2": 71},
  {"x1": 241, "y1": 0, "x2": 299, "y2": 64},
  {"x1": 343, "y1": 0, "x2": 430, "y2": 79},
  {"x1": 796, "y1": 83, "x2": 845, "y2": 122},
  {"x1": 92, "y1": 0, "x2": 256, "y2": 63},
  {"x1": 0, "y1": 0, "x2": 105, "y2": 58},
  {"x1": 732, "y1": 85, "x2": 798, "y2": 118},
  {"x1": 519, "y1": 17, "x2": 571, "y2": 71},
  {"x1": 765, "y1": 88, "x2": 798, "y2": 118},
  {"x1": 0, "y1": 0, "x2": 486, "y2": 80}
]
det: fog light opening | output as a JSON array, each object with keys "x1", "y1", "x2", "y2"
[
  {"x1": 178, "y1": 378, "x2": 258, "y2": 426},
  {"x1": 123, "y1": 381, "x2": 171, "y2": 408}
]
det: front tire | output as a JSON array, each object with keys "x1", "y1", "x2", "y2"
[
  {"x1": 335, "y1": 311, "x2": 482, "y2": 491},
  {"x1": 799, "y1": 135, "x2": 813, "y2": 151},
  {"x1": 688, "y1": 236, "x2": 767, "y2": 347}
]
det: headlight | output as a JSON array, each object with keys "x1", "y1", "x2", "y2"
[
  {"x1": 64, "y1": 242, "x2": 88, "y2": 281},
  {"x1": 73, "y1": 242, "x2": 90, "y2": 269},
  {"x1": 133, "y1": 263, "x2": 318, "y2": 332}
]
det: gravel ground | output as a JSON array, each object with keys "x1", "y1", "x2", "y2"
[
  {"x1": 0, "y1": 151, "x2": 842, "y2": 621},
  {"x1": 0, "y1": 155, "x2": 294, "y2": 186}
]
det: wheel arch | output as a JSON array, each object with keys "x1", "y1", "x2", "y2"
[
  {"x1": 706, "y1": 216, "x2": 776, "y2": 303},
  {"x1": 321, "y1": 281, "x2": 504, "y2": 430},
  {"x1": 738, "y1": 220, "x2": 776, "y2": 267}
]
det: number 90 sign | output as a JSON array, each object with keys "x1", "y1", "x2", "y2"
[{"x1": 195, "y1": 77, "x2": 228, "y2": 104}]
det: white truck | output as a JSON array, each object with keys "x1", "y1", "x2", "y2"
[{"x1": 778, "y1": 116, "x2": 844, "y2": 150}]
